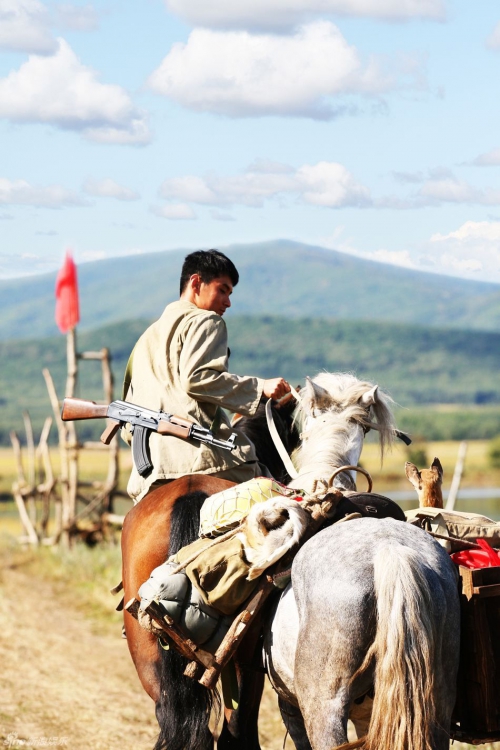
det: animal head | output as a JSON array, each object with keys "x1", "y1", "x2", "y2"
[
  {"x1": 298, "y1": 372, "x2": 396, "y2": 458},
  {"x1": 405, "y1": 457, "x2": 444, "y2": 508}
]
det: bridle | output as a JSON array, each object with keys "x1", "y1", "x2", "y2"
[{"x1": 265, "y1": 390, "x2": 411, "y2": 484}]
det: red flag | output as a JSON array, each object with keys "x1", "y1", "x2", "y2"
[{"x1": 55, "y1": 251, "x2": 80, "y2": 333}]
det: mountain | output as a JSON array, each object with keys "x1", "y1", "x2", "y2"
[
  {"x1": 2, "y1": 316, "x2": 500, "y2": 446},
  {"x1": 2, "y1": 241, "x2": 500, "y2": 340}
]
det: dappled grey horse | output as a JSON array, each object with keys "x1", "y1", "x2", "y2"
[{"x1": 263, "y1": 373, "x2": 460, "y2": 750}]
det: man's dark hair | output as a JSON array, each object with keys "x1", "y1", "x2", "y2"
[{"x1": 179, "y1": 249, "x2": 239, "y2": 294}]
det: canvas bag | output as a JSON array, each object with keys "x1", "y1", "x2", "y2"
[
  {"x1": 176, "y1": 535, "x2": 259, "y2": 616},
  {"x1": 406, "y1": 507, "x2": 500, "y2": 552}
]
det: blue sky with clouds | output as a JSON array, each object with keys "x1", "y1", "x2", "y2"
[{"x1": 1, "y1": 0, "x2": 500, "y2": 282}]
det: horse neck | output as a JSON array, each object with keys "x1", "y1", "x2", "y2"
[{"x1": 288, "y1": 416, "x2": 364, "y2": 494}]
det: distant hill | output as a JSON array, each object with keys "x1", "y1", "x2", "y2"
[
  {"x1": 2, "y1": 315, "x2": 500, "y2": 446},
  {"x1": 2, "y1": 241, "x2": 500, "y2": 340}
]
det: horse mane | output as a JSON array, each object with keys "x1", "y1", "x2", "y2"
[{"x1": 293, "y1": 372, "x2": 397, "y2": 473}]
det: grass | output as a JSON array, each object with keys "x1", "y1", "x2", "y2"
[
  {"x1": 360, "y1": 438, "x2": 500, "y2": 490},
  {"x1": 0, "y1": 530, "x2": 123, "y2": 636}
]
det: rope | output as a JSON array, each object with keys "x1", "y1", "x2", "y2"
[{"x1": 301, "y1": 465, "x2": 373, "y2": 520}]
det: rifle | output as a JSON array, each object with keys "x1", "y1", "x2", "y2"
[{"x1": 61, "y1": 398, "x2": 237, "y2": 477}]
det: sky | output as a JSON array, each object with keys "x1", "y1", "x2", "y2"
[{"x1": 1, "y1": 0, "x2": 500, "y2": 283}]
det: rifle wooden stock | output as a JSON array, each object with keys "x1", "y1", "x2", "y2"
[{"x1": 62, "y1": 398, "x2": 108, "y2": 421}]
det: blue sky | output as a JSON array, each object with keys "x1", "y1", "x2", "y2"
[{"x1": 1, "y1": 0, "x2": 500, "y2": 283}]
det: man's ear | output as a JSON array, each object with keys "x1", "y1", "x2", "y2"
[{"x1": 190, "y1": 273, "x2": 202, "y2": 293}]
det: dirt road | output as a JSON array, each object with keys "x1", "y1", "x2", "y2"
[
  {"x1": 0, "y1": 562, "x2": 160, "y2": 749},
  {"x1": 1, "y1": 548, "x2": 487, "y2": 750},
  {"x1": 0, "y1": 556, "x2": 290, "y2": 750}
]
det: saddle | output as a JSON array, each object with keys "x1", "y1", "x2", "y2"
[{"x1": 329, "y1": 492, "x2": 406, "y2": 524}]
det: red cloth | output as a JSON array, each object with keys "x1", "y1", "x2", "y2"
[
  {"x1": 55, "y1": 252, "x2": 79, "y2": 333},
  {"x1": 451, "y1": 539, "x2": 500, "y2": 569}
]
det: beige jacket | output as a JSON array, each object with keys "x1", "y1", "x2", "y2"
[{"x1": 124, "y1": 300, "x2": 265, "y2": 501}]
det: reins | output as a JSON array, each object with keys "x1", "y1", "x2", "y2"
[{"x1": 265, "y1": 397, "x2": 299, "y2": 480}]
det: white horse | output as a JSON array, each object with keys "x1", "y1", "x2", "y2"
[{"x1": 264, "y1": 373, "x2": 460, "y2": 750}]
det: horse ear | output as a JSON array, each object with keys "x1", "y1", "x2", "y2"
[
  {"x1": 405, "y1": 461, "x2": 421, "y2": 487},
  {"x1": 361, "y1": 385, "x2": 379, "y2": 407},
  {"x1": 305, "y1": 377, "x2": 330, "y2": 407},
  {"x1": 430, "y1": 457, "x2": 443, "y2": 482}
]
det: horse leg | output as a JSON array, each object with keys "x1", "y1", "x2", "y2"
[
  {"x1": 278, "y1": 698, "x2": 312, "y2": 750},
  {"x1": 217, "y1": 616, "x2": 265, "y2": 750},
  {"x1": 293, "y1": 621, "x2": 366, "y2": 750},
  {"x1": 217, "y1": 668, "x2": 264, "y2": 750}
]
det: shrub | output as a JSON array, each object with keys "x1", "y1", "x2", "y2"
[
  {"x1": 406, "y1": 444, "x2": 428, "y2": 467},
  {"x1": 488, "y1": 435, "x2": 500, "y2": 469}
]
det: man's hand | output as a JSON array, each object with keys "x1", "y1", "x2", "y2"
[{"x1": 263, "y1": 378, "x2": 291, "y2": 400}]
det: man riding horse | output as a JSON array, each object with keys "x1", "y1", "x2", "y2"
[{"x1": 123, "y1": 248, "x2": 291, "y2": 502}]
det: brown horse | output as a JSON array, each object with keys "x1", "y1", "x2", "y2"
[{"x1": 121, "y1": 397, "x2": 299, "y2": 750}]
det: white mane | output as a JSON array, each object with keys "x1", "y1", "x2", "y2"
[{"x1": 290, "y1": 372, "x2": 397, "y2": 492}]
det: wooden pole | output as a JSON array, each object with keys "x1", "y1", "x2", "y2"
[
  {"x1": 22, "y1": 411, "x2": 36, "y2": 526},
  {"x1": 445, "y1": 441, "x2": 468, "y2": 511},
  {"x1": 36, "y1": 417, "x2": 55, "y2": 539},
  {"x1": 65, "y1": 327, "x2": 79, "y2": 541},
  {"x1": 43, "y1": 368, "x2": 67, "y2": 541},
  {"x1": 10, "y1": 431, "x2": 38, "y2": 545},
  {"x1": 101, "y1": 348, "x2": 119, "y2": 513}
]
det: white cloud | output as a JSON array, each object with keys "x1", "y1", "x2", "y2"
[
  {"x1": 472, "y1": 147, "x2": 500, "y2": 166},
  {"x1": 210, "y1": 209, "x2": 235, "y2": 221},
  {"x1": 83, "y1": 178, "x2": 140, "y2": 201},
  {"x1": 297, "y1": 162, "x2": 371, "y2": 207},
  {"x1": 419, "y1": 176, "x2": 500, "y2": 206},
  {"x1": 487, "y1": 21, "x2": 500, "y2": 50},
  {"x1": 439, "y1": 254, "x2": 483, "y2": 274},
  {"x1": 371, "y1": 249, "x2": 416, "y2": 268},
  {"x1": 429, "y1": 220, "x2": 500, "y2": 280},
  {"x1": 0, "y1": 251, "x2": 61, "y2": 278},
  {"x1": 160, "y1": 176, "x2": 218, "y2": 204},
  {"x1": 431, "y1": 220, "x2": 500, "y2": 243},
  {"x1": 0, "y1": 177, "x2": 86, "y2": 207},
  {"x1": 153, "y1": 203, "x2": 197, "y2": 220},
  {"x1": 0, "y1": 0, "x2": 56, "y2": 54},
  {"x1": 54, "y1": 3, "x2": 99, "y2": 31},
  {"x1": 148, "y1": 22, "x2": 421, "y2": 119},
  {"x1": 0, "y1": 38, "x2": 150, "y2": 144},
  {"x1": 165, "y1": 0, "x2": 445, "y2": 31},
  {"x1": 159, "y1": 160, "x2": 370, "y2": 209}
]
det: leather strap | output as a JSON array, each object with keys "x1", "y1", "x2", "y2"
[{"x1": 265, "y1": 398, "x2": 299, "y2": 480}]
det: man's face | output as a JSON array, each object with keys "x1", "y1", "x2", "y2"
[{"x1": 196, "y1": 275, "x2": 233, "y2": 316}]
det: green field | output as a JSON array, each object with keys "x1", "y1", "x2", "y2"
[{"x1": 2, "y1": 315, "x2": 500, "y2": 447}]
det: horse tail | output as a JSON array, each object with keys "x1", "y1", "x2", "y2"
[
  {"x1": 363, "y1": 543, "x2": 438, "y2": 750},
  {"x1": 154, "y1": 490, "x2": 220, "y2": 750}
]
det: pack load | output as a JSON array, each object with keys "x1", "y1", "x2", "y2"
[
  {"x1": 406, "y1": 507, "x2": 500, "y2": 552},
  {"x1": 138, "y1": 491, "x2": 310, "y2": 651},
  {"x1": 198, "y1": 476, "x2": 305, "y2": 537}
]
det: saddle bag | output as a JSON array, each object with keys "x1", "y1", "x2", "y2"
[{"x1": 406, "y1": 507, "x2": 500, "y2": 552}]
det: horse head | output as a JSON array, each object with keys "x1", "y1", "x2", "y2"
[{"x1": 291, "y1": 372, "x2": 398, "y2": 492}]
